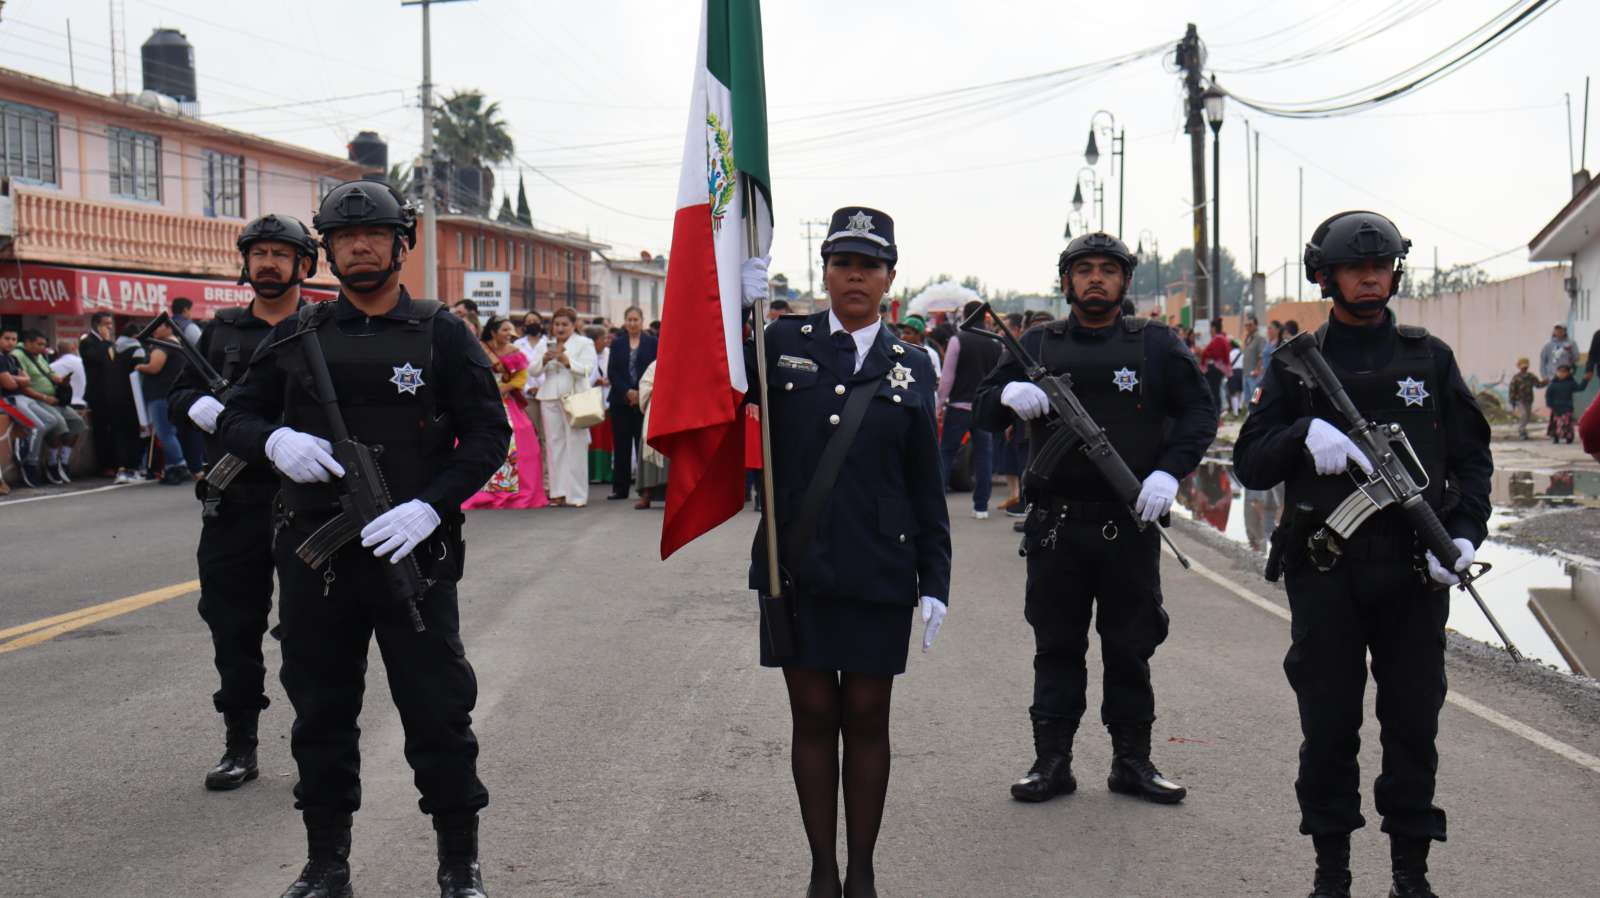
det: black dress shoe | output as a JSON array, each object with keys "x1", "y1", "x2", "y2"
[{"x1": 1106, "y1": 724, "x2": 1186, "y2": 804}]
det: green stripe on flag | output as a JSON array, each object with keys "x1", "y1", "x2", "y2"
[{"x1": 706, "y1": 0, "x2": 771, "y2": 206}]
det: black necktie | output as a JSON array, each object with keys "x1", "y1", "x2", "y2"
[{"x1": 831, "y1": 331, "x2": 857, "y2": 377}]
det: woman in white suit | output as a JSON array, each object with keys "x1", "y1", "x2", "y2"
[{"x1": 535, "y1": 306, "x2": 596, "y2": 507}]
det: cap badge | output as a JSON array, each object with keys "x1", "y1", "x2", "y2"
[
  {"x1": 846, "y1": 211, "x2": 875, "y2": 234},
  {"x1": 390, "y1": 362, "x2": 426, "y2": 396},
  {"x1": 1112, "y1": 367, "x2": 1139, "y2": 393},
  {"x1": 888, "y1": 362, "x2": 916, "y2": 391}
]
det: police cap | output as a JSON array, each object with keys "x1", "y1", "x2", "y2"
[
  {"x1": 1304, "y1": 210, "x2": 1410, "y2": 284},
  {"x1": 820, "y1": 206, "x2": 897, "y2": 266},
  {"x1": 313, "y1": 177, "x2": 418, "y2": 249}
]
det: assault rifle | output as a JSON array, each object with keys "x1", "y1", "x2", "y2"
[
  {"x1": 1273, "y1": 332, "x2": 1522, "y2": 661},
  {"x1": 960, "y1": 303, "x2": 1190, "y2": 570},
  {"x1": 136, "y1": 311, "x2": 248, "y2": 491},
  {"x1": 292, "y1": 327, "x2": 430, "y2": 632}
]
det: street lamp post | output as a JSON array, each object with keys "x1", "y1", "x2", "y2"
[
  {"x1": 1072, "y1": 167, "x2": 1103, "y2": 233},
  {"x1": 1085, "y1": 110, "x2": 1125, "y2": 238},
  {"x1": 1137, "y1": 229, "x2": 1160, "y2": 313},
  {"x1": 1203, "y1": 78, "x2": 1226, "y2": 322},
  {"x1": 1064, "y1": 211, "x2": 1088, "y2": 241}
]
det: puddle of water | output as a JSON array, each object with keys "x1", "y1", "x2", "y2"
[
  {"x1": 1490, "y1": 468, "x2": 1600, "y2": 509},
  {"x1": 1176, "y1": 460, "x2": 1577, "y2": 673}
]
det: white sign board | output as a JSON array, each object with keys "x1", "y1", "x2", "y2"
[{"x1": 463, "y1": 271, "x2": 511, "y2": 316}]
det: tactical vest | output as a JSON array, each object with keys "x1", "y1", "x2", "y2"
[
  {"x1": 278, "y1": 300, "x2": 445, "y2": 513},
  {"x1": 1284, "y1": 323, "x2": 1446, "y2": 537},
  {"x1": 1026, "y1": 315, "x2": 1165, "y2": 499},
  {"x1": 205, "y1": 307, "x2": 279, "y2": 495}
]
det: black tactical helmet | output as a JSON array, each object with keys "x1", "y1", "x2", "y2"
[
  {"x1": 1303, "y1": 210, "x2": 1410, "y2": 285},
  {"x1": 1057, "y1": 231, "x2": 1138, "y2": 277},
  {"x1": 312, "y1": 177, "x2": 418, "y2": 248},
  {"x1": 236, "y1": 213, "x2": 319, "y2": 283}
]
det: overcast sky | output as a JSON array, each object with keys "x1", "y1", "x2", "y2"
[{"x1": 4, "y1": 0, "x2": 1590, "y2": 300}]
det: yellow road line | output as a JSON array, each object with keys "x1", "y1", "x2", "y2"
[{"x1": 0, "y1": 581, "x2": 199, "y2": 655}]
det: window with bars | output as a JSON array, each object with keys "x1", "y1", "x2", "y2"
[
  {"x1": 108, "y1": 127, "x2": 161, "y2": 201},
  {"x1": 201, "y1": 149, "x2": 245, "y2": 218},
  {"x1": 0, "y1": 100, "x2": 59, "y2": 185}
]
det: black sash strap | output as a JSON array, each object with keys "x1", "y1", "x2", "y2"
[{"x1": 782, "y1": 379, "x2": 878, "y2": 569}]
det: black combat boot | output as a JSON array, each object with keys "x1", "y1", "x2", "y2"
[
  {"x1": 1009, "y1": 718, "x2": 1076, "y2": 802},
  {"x1": 1105, "y1": 724, "x2": 1187, "y2": 804},
  {"x1": 1389, "y1": 835, "x2": 1438, "y2": 898},
  {"x1": 204, "y1": 712, "x2": 259, "y2": 791},
  {"x1": 1306, "y1": 833, "x2": 1352, "y2": 898},
  {"x1": 435, "y1": 813, "x2": 488, "y2": 898},
  {"x1": 280, "y1": 819, "x2": 353, "y2": 898}
]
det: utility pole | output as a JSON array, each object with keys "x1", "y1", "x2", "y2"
[
  {"x1": 1177, "y1": 24, "x2": 1209, "y2": 326},
  {"x1": 801, "y1": 218, "x2": 828, "y2": 301},
  {"x1": 1297, "y1": 166, "x2": 1304, "y2": 301},
  {"x1": 403, "y1": 0, "x2": 473, "y2": 302}
]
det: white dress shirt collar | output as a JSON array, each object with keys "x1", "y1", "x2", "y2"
[{"x1": 827, "y1": 310, "x2": 882, "y2": 374}]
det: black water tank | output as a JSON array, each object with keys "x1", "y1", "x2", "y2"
[
  {"x1": 348, "y1": 131, "x2": 388, "y2": 174},
  {"x1": 141, "y1": 28, "x2": 196, "y2": 102}
]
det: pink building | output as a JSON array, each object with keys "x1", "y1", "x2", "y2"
[{"x1": 0, "y1": 63, "x2": 362, "y2": 338}]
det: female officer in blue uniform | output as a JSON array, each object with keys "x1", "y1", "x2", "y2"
[{"x1": 743, "y1": 206, "x2": 951, "y2": 898}]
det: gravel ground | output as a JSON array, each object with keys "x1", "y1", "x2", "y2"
[{"x1": 1493, "y1": 507, "x2": 1600, "y2": 562}]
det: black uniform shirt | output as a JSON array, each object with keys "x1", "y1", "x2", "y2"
[
  {"x1": 217, "y1": 289, "x2": 510, "y2": 517},
  {"x1": 972, "y1": 312, "x2": 1218, "y2": 491},
  {"x1": 1232, "y1": 311, "x2": 1493, "y2": 545}
]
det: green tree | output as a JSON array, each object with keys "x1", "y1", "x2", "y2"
[
  {"x1": 497, "y1": 196, "x2": 517, "y2": 223},
  {"x1": 434, "y1": 90, "x2": 515, "y2": 168},
  {"x1": 1398, "y1": 263, "x2": 1490, "y2": 298},
  {"x1": 1158, "y1": 247, "x2": 1248, "y2": 314}
]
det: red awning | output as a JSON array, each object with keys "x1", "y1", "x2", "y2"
[{"x1": 0, "y1": 263, "x2": 338, "y2": 317}]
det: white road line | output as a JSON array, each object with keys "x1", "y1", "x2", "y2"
[
  {"x1": 1183, "y1": 554, "x2": 1600, "y2": 776},
  {"x1": 0, "y1": 480, "x2": 151, "y2": 507}
]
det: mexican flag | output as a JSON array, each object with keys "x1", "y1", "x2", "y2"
[{"x1": 650, "y1": 0, "x2": 772, "y2": 559}]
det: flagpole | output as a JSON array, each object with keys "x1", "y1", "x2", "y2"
[{"x1": 743, "y1": 174, "x2": 783, "y2": 599}]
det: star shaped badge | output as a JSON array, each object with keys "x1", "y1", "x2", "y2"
[
  {"x1": 390, "y1": 362, "x2": 426, "y2": 395},
  {"x1": 846, "y1": 211, "x2": 875, "y2": 235},
  {"x1": 1112, "y1": 366, "x2": 1140, "y2": 393},
  {"x1": 1395, "y1": 376, "x2": 1429, "y2": 407},
  {"x1": 887, "y1": 362, "x2": 916, "y2": 390}
]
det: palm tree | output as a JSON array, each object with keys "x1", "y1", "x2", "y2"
[{"x1": 434, "y1": 90, "x2": 515, "y2": 168}]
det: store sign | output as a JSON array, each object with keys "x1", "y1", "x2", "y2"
[
  {"x1": 464, "y1": 271, "x2": 511, "y2": 316},
  {"x1": 0, "y1": 263, "x2": 337, "y2": 317}
]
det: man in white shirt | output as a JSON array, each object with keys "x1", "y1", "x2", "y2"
[{"x1": 51, "y1": 339, "x2": 88, "y2": 409}]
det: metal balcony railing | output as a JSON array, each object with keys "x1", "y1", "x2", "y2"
[{"x1": 8, "y1": 188, "x2": 240, "y2": 278}]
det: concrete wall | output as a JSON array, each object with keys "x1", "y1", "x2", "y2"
[{"x1": 1389, "y1": 267, "x2": 1572, "y2": 389}]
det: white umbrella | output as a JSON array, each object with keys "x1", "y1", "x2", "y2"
[{"x1": 906, "y1": 281, "x2": 981, "y2": 318}]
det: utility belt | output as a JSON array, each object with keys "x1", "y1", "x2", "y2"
[
  {"x1": 195, "y1": 474, "x2": 278, "y2": 518},
  {"x1": 272, "y1": 498, "x2": 466, "y2": 586},
  {"x1": 1020, "y1": 495, "x2": 1149, "y2": 556},
  {"x1": 1266, "y1": 503, "x2": 1425, "y2": 581}
]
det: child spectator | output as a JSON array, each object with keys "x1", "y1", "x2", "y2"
[
  {"x1": 1507, "y1": 357, "x2": 1544, "y2": 440},
  {"x1": 1545, "y1": 363, "x2": 1590, "y2": 444}
]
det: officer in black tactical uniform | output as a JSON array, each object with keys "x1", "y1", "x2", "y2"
[
  {"x1": 168, "y1": 214, "x2": 317, "y2": 791},
  {"x1": 1233, "y1": 211, "x2": 1492, "y2": 898},
  {"x1": 973, "y1": 232, "x2": 1216, "y2": 807},
  {"x1": 218, "y1": 179, "x2": 509, "y2": 898}
]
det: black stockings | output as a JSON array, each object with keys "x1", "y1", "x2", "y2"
[{"x1": 783, "y1": 668, "x2": 894, "y2": 898}]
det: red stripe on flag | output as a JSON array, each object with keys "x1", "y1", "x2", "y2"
[{"x1": 649, "y1": 203, "x2": 747, "y2": 558}]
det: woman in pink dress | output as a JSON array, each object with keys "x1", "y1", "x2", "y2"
[{"x1": 463, "y1": 317, "x2": 549, "y2": 510}]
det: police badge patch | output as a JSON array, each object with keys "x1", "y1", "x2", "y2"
[
  {"x1": 390, "y1": 362, "x2": 426, "y2": 395},
  {"x1": 887, "y1": 362, "x2": 916, "y2": 390},
  {"x1": 1112, "y1": 367, "x2": 1139, "y2": 393},
  {"x1": 1395, "y1": 376, "x2": 1429, "y2": 407}
]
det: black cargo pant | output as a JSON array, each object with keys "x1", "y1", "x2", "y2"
[
  {"x1": 196, "y1": 494, "x2": 276, "y2": 715},
  {"x1": 273, "y1": 514, "x2": 487, "y2": 824},
  {"x1": 1283, "y1": 554, "x2": 1449, "y2": 842},
  {"x1": 610, "y1": 403, "x2": 643, "y2": 497},
  {"x1": 1023, "y1": 504, "x2": 1170, "y2": 727}
]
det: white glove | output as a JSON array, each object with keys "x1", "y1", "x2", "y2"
[
  {"x1": 187, "y1": 396, "x2": 225, "y2": 434},
  {"x1": 1134, "y1": 470, "x2": 1179, "y2": 523},
  {"x1": 920, "y1": 596, "x2": 947, "y2": 653},
  {"x1": 360, "y1": 499, "x2": 442, "y2": 564},
  {"x1": 741, "y1": 255, "x2": 771, "y2": 309},
  {"x1": 1425, "y1": 537, "x2": 1475, "y2": 587},
  {"x1": 1001, "y1": 382, "x2": 1050, "y2": 420},
  {"x1": 265, "y1": 427, "x2": 345, "y2": 484},
  {"x1": 1305, "y1": 418, "x2": 1374, "y2": 477}
]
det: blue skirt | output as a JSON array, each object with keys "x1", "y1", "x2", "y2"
[{"x1": 759, "y1": 593, "x2": 914, "y2": 676}]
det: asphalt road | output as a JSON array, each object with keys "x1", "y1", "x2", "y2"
[{"x1": 2, "y1": 483, "x2": 1598, "y2": 897}]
